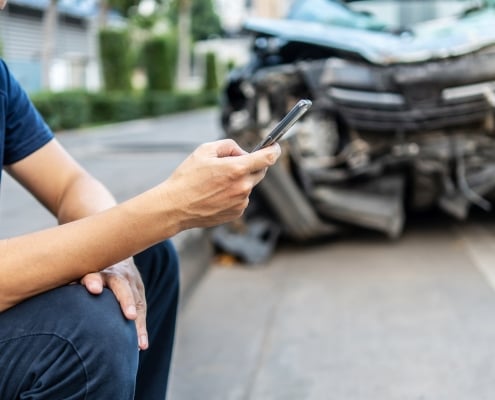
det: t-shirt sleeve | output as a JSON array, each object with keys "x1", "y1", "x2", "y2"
[{"x1": 1, "y1": 60, "x2": 54, "y2": 165}]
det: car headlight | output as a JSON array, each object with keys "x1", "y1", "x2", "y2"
[
  {"x1": 320, "y1": 58, "x2": 378, "y2": 88},
  {"x1": 442, "y1": 81, "x2": 495, "y2": 103},
  {"x1": 328, "y1": 87, "x2": 405, "y2": 106}
]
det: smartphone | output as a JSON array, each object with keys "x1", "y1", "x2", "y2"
[{"x1": 251, "y1": 99, "x2": 312, "y2": 152}]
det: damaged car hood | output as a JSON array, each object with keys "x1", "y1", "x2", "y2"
[{"x1": 244, "y1": 5, "x2": 495, "y2": 65}]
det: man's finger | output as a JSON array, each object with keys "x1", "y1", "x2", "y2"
[
  {"x1": 239, "y1": 143, "x2": 281, "y2": 173},
  {"x1": 131, "y1": 278, "x2": 148, "y2": 350},
  {"x1": 80, "y1": 272, "x2": 104, "y2": 294},
  {"x1": 250, "y1": 167, "x2": 268, "y2": 186},
  {"x1": 213, "y1": 139, "x2": 247, "y2": 158},
  {"x1": 135, "y1": 300, "x2": 148, "y2": 350},
  {"x1": 107, "y1": 275, "x2": 137, "y2": 320}
]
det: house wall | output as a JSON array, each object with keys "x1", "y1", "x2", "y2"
[
  {"x1": 251, "y1": 0, "x2": 291, "y2": 18},
  {"x1": 0, "y1": 3, "x2": 99, "y2": 93}
]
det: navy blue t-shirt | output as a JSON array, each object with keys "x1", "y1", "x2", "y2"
[{"x1": 0, "y1": 60, "x2": 54, "y2": 177}]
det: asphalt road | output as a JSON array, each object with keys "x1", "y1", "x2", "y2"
[{"x1": 168, "y1": 212, "x2": 495, "y2": 399}]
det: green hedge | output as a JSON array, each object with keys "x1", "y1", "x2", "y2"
[
  {"x1": 204, "y1": 52, "x2": 219, "y2": 92},
  {"x1": 31, "y1": 90, "x2": 220, "y2": 132},
  {"x1": 99, "y1": 28, "x2": 132, "y2": 91},
  {"x1": 32, "y1": 91, "x2": 90, "y2": 131},
  {"x1": 145, "y1": 91, "x2": 184, "y2": 116},
  {"x1": 142, "y1": 35, "x2": 176, "y2": 92},
  {"x1": 88, "y1": 92, "x2": 145, "y2": 123}
]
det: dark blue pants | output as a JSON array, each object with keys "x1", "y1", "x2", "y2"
[{"x1": 0, "y1": 240, "x2": 179, "y2": 400}]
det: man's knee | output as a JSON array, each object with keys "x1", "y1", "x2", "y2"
[
  {"x1": 79, "y1": 289, "x2": 138, "y2": 397},
  {"x1": 61, "y1": 286, "x2": 139, "y2": 378},
  {"x1": 50, "y1": 286, "x2": 139, "y2": 396},
  {"x1": 0, "y1": 285, "x2": 139, "y2": 399}
]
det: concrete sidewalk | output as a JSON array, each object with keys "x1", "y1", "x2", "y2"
[{"x1": 0, "y1": 108, "x2": 222, "y2": 300}]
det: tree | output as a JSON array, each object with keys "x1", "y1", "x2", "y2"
[
  {"x1": 167, "y1": 0, "x2": 222, "y2": 42},
  {"x1": 203, "y1": 51, "x2": 218, "y2": 92},
  {"x1": 99, "y1": 0, "x2": 140, "y2": 27},
  {"x1": 176, "y1": 0, "x2": 191, "y2": 89},
  {"x1": 99, "y1": 28, "x2": 133, "y2": 90},
  {"x1": 189, "y1": 0, "x2": 222, "y2": 41},
  {"x1": 110, "y1": 0, "x2": 141, "y2": 15},
  {"x1": 142, "y1": 35, "x2": 176, "y2": 91},
  {"x1": 41, "y1": 0, "x2": 58, "y2": 89},
  {"x1": 167, "y1": 0, "x2": 223, "y2": 89}
]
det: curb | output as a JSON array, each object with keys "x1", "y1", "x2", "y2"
[{"x1": 172, "y1": 228, "x2": 213, "y2": 305}]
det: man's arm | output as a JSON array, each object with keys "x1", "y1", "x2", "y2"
[
  {"x1": 5, "y1": 138, "x2": 151, "y2": 348},
  {"x1": 0, "y1": 138, "x2": 280, "y2": 312},
  {"x1": 6, "y1": 139, "x2": 117, "y2": 221}
]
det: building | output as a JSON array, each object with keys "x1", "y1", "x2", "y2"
[
  {"x1": 250, "y1": 0, "x2": 291, "y2": 19},
  {"x1": 197, "y1": 0, "x2": 293, "y2": 83},
  {"x1": 215, "y1": 0, "x2": 292, "y2": 33},
  {"x1": 0, "y1": 0, "x2": 100, "y2": 93}
]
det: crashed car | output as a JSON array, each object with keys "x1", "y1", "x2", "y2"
[{"x1": 215, "y1": 0, "x2": 495, "y2": 263}]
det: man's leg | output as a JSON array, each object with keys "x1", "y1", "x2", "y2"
[
  {"x1": 133, "y1": 239, "x2": 180, "y2": 400},
  {"x1": 0, "y1": 285, "x2": 139, "y2": 400}
]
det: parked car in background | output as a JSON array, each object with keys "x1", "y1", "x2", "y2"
[{"x1": 215, "y1": 0, "x2": 495, "y2": 263}]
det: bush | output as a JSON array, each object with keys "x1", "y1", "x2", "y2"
[
  {"x1": 203, "y1": 52, "x2": 218, "y2": 92},
  {"x1": 226, "y1": 59, "x2": 236, "y2": 72},
  {"x1": 175, "y1": 90, "x2": 219, "y2": 111},
  {"x1": 88, "y1": 92, "x2": 145, "y2": 123},
  {"x1": 30, "y1": 89, "x2": 219, "y2": 132},
  {"x1": 144, "y1": 91, "x2": 182, "y2": 116},
  {"x1": 99, "y1": 28, "x2": 132, "y2": 91},
  {"x1": 142, "y1": 35, "x2": 176, "y2": 92},
  {"x1": 199, "y1": 90, "x2": 221, "y2": 107},
  {"x1": 31, "y1": 91, "x2": 90, "y2": 131}
]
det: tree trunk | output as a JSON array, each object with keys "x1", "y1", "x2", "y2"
[
  {"x1": 41, "y1": 0, "x2": 58, "y2": 89},
  {"x1": 98, "y1": 0, "x2": 110, "y2": 28},
  {"x1": 176, "y1": 0, "x2": 191, "y2": 90}
]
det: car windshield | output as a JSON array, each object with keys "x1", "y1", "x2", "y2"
[
  {"x1": 346, "y1": 0, "x2": 488, "y2": 27},
  {"x1": 288, "y1": 0, "x2": 490, "y2": 30}
]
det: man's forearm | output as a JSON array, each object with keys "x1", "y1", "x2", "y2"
[
  {"x1": 0, "y1": 185, "x2": 179, "y2": 312},
  {"x1": 56, "y1": 173, "x2": 118, "y2": 223}
]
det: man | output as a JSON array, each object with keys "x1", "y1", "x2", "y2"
[{"x1": 0, "y1": 1, "x2": 281, "y2": 398}]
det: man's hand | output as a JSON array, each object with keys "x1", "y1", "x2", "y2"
[
  {"x1": 162, "y1": 139, "x2": 281, "y2": 230},
  {"x1": 80, "y1": 259, "x2": 148, "y2": 350}
]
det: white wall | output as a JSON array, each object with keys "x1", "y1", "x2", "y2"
[{"x1": 0, "y1": 5, "x2": 98, "y2": 92}]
